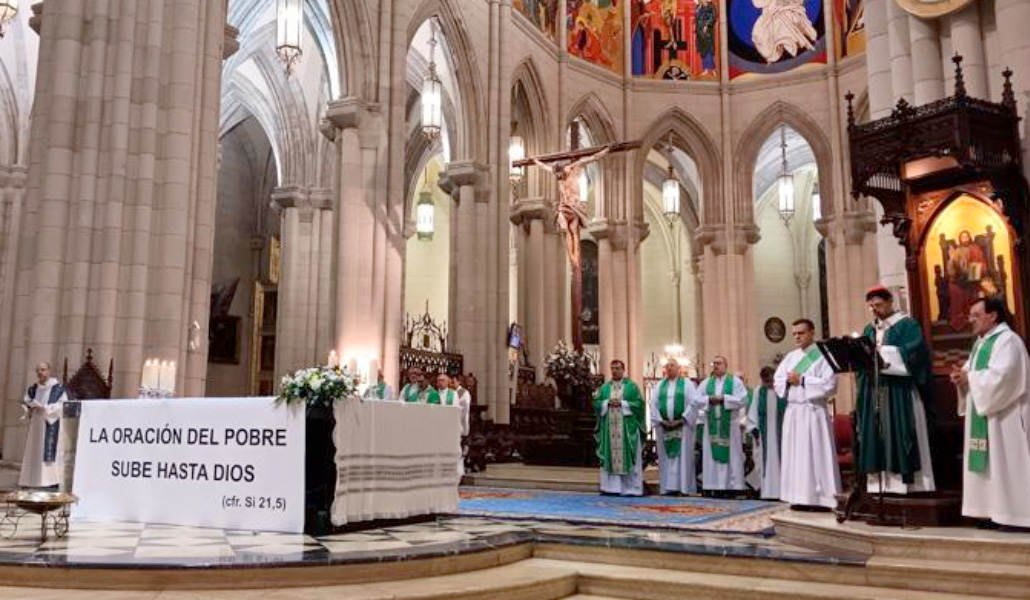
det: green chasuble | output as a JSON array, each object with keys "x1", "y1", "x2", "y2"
[
  {"x1": 705, "y1": 377, "x2": 735, "y2": 464},
  {"x1": 593, "y1": 379, "x2": 646, "y2": 475},
  {"x1": 755, "y1": 385, "x2": 787, "y2": 466},
  {"x1": 855, "y1": 316, "x2": 932, "y2": 481},
  {"x1": 656, "y1": 378, "x2": 689, "y2": 458},
  {"x1": 402, "y1": 384, "x2": 440, "y2": 404}
]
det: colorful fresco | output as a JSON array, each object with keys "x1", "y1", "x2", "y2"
[
  {"x1": 726, "y1": 0, "x2": 826, "y2": 79},
  {"x1": 923, "y1": 194, "x2": 1017, "y2": 370},
  {"x1": 568, "y1": 0, "x2": 625, "y2": 74},
  {"x1": 514, "y1": 0, "x2": 560, "y2": 42},
  {"x1": 834, "y1": 0, "x2": 865, "y2": 58},
  {"x1": 631, "y1": 0, "x2": 720, "y2": 80}
]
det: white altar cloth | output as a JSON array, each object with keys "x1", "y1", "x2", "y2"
[{"x1": 331, "y1": 400, "x2": 461, "y2": 525}]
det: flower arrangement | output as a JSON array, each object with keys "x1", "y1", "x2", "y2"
[
  {"x1": 277, "y1": 366, "x2": 359, "y2": 407},
  {"x1": 544, "y1": 340, "x2": 594, "y2": 390}
]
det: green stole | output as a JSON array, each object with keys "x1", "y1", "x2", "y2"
[
  {"x1": 968, "y1": 331, "x2": 1003, "y2": 473},
  {"x1": 657, "y1": 378, "x2": 687, "y2": 459},
  {"x1": 403, "y1": 385, "x2": 439, "y2": 404},
  {"x1": 756, "y1": 385, "x2": 787, "y2": 466},
  {"x1": 439, "y1": 389, "x2": 457, "y2": 406},
  {"x1": 705, "y1": 376, "x2": 735, "y2": 464},
  {"x1": 594, "y1": 380, "x2": 645, "y2": 475},
  {"x1": 373, "y1": 382, "x2": 386, "y2": 399},
  {"x1": 794, "y1": 344, "x2": 824, "y2": 376}
]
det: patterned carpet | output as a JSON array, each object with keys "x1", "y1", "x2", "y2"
[{"x1": 458, "y1": 487, "x2": 786, "y2": 534}]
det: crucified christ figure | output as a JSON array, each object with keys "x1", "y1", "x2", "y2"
[{"x1": 531, "y1": 146, "x2": 611, "y2": 268}]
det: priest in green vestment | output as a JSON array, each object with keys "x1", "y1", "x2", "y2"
[
  {"x1": 856, "y1": 286, "x2": 936, "y2": 493},
  {"x1": 398, "y1": 367, "x2": 441, "y2": 404},
  {"x1": 746, "y1": 366, "x2": 786, "y2": 499},
  {"x1": 594, "y1": 359, "x2": 646, "y2": 496}
]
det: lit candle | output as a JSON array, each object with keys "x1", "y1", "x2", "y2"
[
  {"x1": 141, "y1": 359, "x2": 158, "y2": 389},
  {"x1": 328, "y1": 350, "x2": 339, "y2": 367},
  {"x1": 347, "y1": 358, "x2": 357, "y2": 374},
  {"x1": 166, "y1": 361, "x2": 177, "y2": 395}
]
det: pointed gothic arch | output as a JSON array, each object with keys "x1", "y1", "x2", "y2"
[
  {"x1": 511, "y1": 57, "x2": 552, "y2": 199},
  {"x1": 328, "y1": 0, "x2": 378, "y2": 100},
  {"x1": 566, "y1": 92, "x2": 617, "y2": 144},
  {"x1": 734, "y1": 101, "x2": 835, "y2": 227}
]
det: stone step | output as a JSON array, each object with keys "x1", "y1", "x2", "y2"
[
  {"x1": 529, "y1": 558, "x2": 992, "y2": 600},
  {"x1": 774, "y1": 512, "x2": 1030, "y2": 566},
  {"x1": 537, "y1": 540, "x2": 1030, "y2": 599},
  {"x1": 466, "y1": 476, "x2": 602, "y2": 493}
]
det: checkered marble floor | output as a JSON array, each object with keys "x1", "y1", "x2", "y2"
[{"x1": 0, "y1": 507, "x2": 860, "y2": 569}]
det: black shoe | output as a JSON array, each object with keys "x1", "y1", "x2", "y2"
[
  {"x1": 997, "y1": 524, "x2": 1030, "y2": 533},
  {"x1": 975, "y1": 519, "x2": 1000, "y2": 530}
]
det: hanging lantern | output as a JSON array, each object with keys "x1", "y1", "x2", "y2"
[
  {"x1": 421, "y1": 22, "x2": 443, "y2": 141},
  {"x1": 811, "y1": 180, "x2": 821, "y2": 221},
  {"x1": 662, "y1": 164, "x2": 680, "y2": 218},
  {"x1": 777, "y1": 126, "x2": 794, "y2": 221},
  {"x1": 508, "y1": 134, "x2": 525, "y2": 182},
  {"x1": 416, "y1": 188, "x2": 435, "y2": 241},
  {"x1": 578, "y1": 171, "x2": 589, "y2": 203},
  {"x1": 0, "y1": 0, "x2": 17, "y2": 38},
  {"x1": 276, "y1": 0, "x2": 303, "y2": 75}
]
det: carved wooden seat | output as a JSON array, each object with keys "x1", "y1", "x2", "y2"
[{"x1": 63, "y1": 349, "x2": 113, "y2": 401}]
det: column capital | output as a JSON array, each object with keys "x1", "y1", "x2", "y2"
[
  {"x1": 439, "y1": 161, "x2": 490, "y2": 201},
  {"x1": 0, "y1": 164, "x2": 28, "y2": 189},
  {"x1": 696, "y1": 223, "x2": 759, "y2": 256},
  {"x1": 509, "y1": 197, "x2": 556, "y2": 230},
  {"x1": 270, "y1": 186, "x2": 332, "y2": 220},
  {"x1": 324, "y1": 97, "x2": 380, "y2": 144},
  {"x1": 223, "y1": 25, "x2": 240, "y2": 60},
  {"x1": 815, "y1": 210, "x2": 877, "y2": 244},
  {"x1": 588, "y1": 219, "x2": 649, "y2": 250}
]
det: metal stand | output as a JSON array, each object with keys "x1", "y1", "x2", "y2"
[{"x1": 0, "y1": 499, "x2": 73, "y2": 542}]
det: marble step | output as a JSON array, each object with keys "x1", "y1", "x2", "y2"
[
  {"x1": 773, "y1": 512, "x2": 1030, "y2": 566},
  {"x1": 466, "y1": 476, "x2": 602, "y2": 493},
  {"x1": 538, "y1": 541, "x2": 1030, "y2": 599},
  {"x1": 534, "y1": 558, "x2": 992, "y2": 600}
]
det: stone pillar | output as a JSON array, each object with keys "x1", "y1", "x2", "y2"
[
  {"x1": 887, "y1": 0, "x2": 914, "y2": 103},
  {"x1": 3, "y1": 0, "x2": 227, "y2": 458},
  {"x1": 324, "y1": 97, "x2": 398, "y2": 385},
  {"x1": 272, "y1": 186, "x2": 334, "y2": 379},
  {"x1": 909, "y1": 16, "x2": 944, "y2": 104},
  {"x1": 697, "y1": 224, "x2": 759, "y2": 377},
  {"x1": 0, "y1": 165, "x2": 26, "y2": 438},
  {"x1": 949, "y1": 4, "x2": 988, "y2": 98},
  {"x1": 995, "y1": 0, "x2": 1030, "y2": 121},
  {"x1": 509, "y1": 198, "x2": 564, "y2": 381},
  {"x1": 865, "y1": 0, "x2": 894, "y2": 118},
  {"x1": 591, "y1": 220, "x2": 647, "y2": 379},
  {"x1": 818, "y1": 210, "x2": 878, "y2": 413}
]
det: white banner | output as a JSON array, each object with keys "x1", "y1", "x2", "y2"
[{"x1": 72, "y1": 397, "x2": 305, "y2": 533}]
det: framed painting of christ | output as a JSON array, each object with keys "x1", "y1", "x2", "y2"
[{"x1": 919, "y1": 193, "x2": 1019, "y2": 373}]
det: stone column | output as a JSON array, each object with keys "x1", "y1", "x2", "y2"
[
  {"x1": 590, "y1": 220, "x2": 647, "y2": 379},
  {"x1": 818, "y1": 210, "x2": 878, "y2": 413},
  {"x1": 865, "y1": 0, "x2": 894, "y2": 118},
  {"x1": 948, "y1": 4, "x2": 988, "y2": 98},
  {"x1": 0, "y1": 165, "x2": 26, "y2": 437},
  {"x1": 3, "y1": 0, "x2": 227, "y2": 458},
  {"x1": 509, "y1": 198, "x2": 564, "y2": 381},
  {"x1": 697, "y1": 224, "x2": 760, "y2": 377},
  {"x1": 272, "y1": 186, "x2": 334, "y2": 379},
  {"x1": 909, "y1": 16, "x2": 944, "y2": 104},
  {"x1": 324, "y1": 97, "x2": 398, "y2": 385},
  {"x1": 887, "y1": 0, "x2": 914, "y2": 103},
  {"x1": 994, "y1": 0, "x2": 1030, "y2": 122}
]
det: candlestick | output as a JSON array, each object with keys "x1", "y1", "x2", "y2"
[
  {"x1": 347, "y1": 358, "x2": 357, "y2": 375},
  {"x1": 328, "y1": 350, "x2": 339, "y2": 367},
  {"x1": 166, "y1": 361, "x2": 177, "y2": 395},
  {"x1": 141, "y1": 359, "x2": 159, "y2": 389}
]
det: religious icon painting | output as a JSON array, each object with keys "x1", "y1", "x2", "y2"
[
  {"x1": 833, "y1": 0, "x2": 865, "y2": 59},
  {"x1": 921, "y1": 193, "x2": 1018, "y2": 371},
  {"x1": 567, "y1": 0, "x2": 625, "y2": 74},
  {"x1": 514, "y1": 0, "x2": 560, "y2": 42},
  {"x1": 726, "y1": 0, "x2": 826, "y2": 79},
  {"x1": 764, "y1": 317, "x2": 786, "y2": 343},
  {"x1": 630, "y1": 0, "x2": 720, "y2": 81}
]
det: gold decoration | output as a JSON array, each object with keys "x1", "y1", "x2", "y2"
[{"x1": 894, "y1": 0, "x2": 977, "y2": 19}]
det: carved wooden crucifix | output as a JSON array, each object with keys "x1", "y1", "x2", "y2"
[{"x1": 512, "y1": 138, "x2": 640, "y2": 352}]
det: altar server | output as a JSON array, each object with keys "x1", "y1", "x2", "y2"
[
  {"x1": 697, "y1": 357, "x2": 747, "y2": 495},
  {"x1": 650, "y1": 358, "x2": 700, "y2": 495},
  {"x1": 20, "y1": 362, "x2": 67, "y2": 489},
  {"x1": 776, "y1": 319, "x2": 840, "y2": 509},
  {"x1": 594, "y1": 360, "x2": 646, "y2": 496},
  {"x1": 747, "y1": 366, "x2": 786, "y2": 500},
  {"x1": 952, "y1": 297, "x2": 1030, "y2": 529}
]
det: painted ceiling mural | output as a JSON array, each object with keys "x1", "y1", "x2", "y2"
[
  {"x1": 567, "y1": 0, "x2": 625, "y2": 74},
  {"x1": 727, "y1": 0, "x2": 826, "y2": 79},
  {"x1": 630, "y1": 0, "x2": 720, "y2": 80},
  {"x1": 834, "y1": 0, "x2": 865, "y2": 59},
  {"x1": 514, "y1": 0, "x2": 560, "y2": 41}
]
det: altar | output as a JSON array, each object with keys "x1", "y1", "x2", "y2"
[{"x1": 66, "y1": 397, "x2": 461, "y2": 534}]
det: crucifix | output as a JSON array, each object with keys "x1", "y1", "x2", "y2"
[{"x1": 512, "y1": 133, "x2": 640, "y2": 352}]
